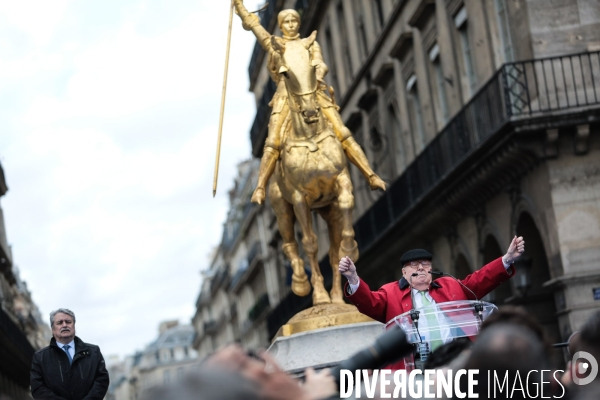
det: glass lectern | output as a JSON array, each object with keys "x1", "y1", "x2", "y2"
[{"x1": 385, "y1": 300, "x2": 498, "y2": 371}]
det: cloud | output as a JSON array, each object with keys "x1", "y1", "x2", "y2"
[{"x1": 0, "y1": 0, "x2": 263, "y2": 357}]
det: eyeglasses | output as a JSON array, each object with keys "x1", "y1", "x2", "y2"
[{"x1": 404, "y1": 260, "x2": 432, "y2": 268}]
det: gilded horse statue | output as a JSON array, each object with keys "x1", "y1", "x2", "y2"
[
  {"x1": 268, "y1": 35, "x2": 358, "y2": 305},
  {"x1": 233, "y1": 1, "x2": 385, "y2": 306}
]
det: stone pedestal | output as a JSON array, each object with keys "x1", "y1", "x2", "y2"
[{"x1": 267, "y1": 321, "x2": 384, "y2": 375}]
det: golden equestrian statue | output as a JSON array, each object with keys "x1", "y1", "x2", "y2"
[{"x1": 233, "y1": 0, "x2": 386, "y2": 306}]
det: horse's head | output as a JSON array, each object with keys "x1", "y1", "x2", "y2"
[{"x1": 273, "y1": 32, "x2": 321, "y2": 125}]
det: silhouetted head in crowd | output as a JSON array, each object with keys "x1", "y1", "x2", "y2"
[
  {"x1": 141, "y1": 366, "x2": 260, "y2": 400},
  {"x1": 562, "y1": 311, "x2": 600, "y2": 391},
  {"x1": 463, "y1": 323, "x2": 549, "y2": 399},
  {"x1": 567, "y1": 331, "x2": 580, "y2": 357},
  {"x1": 579, "y1": 310, "x2": 600, "y2": 360},
  {"x1": 423, "y1": 337, "x2": 472, "y2": 370},
  {"x1": 481, "y1": 305, "x2": 551, "y2": 352}
]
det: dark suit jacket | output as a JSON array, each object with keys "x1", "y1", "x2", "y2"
[{"x1": 30, "y1": 336, "x2": 109, "y2": 400}]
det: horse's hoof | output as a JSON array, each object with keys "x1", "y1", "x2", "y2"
[
  {"x1": 330, "y1": 295, "x2": 345, "y2": 304},
  {"x1": 369, "y1": 175, "x2": 386, "y2": 191},
  {"x1": 292, "y1": 275, "x2": 311, "y2": 297}
]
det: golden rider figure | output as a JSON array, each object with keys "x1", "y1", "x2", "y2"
[{"x1": 233, "y1": 0, "x2": 386, "y2": 204}]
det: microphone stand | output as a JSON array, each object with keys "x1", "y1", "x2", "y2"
[
  {"x1": 409, "y1": 272, "x2": 421, "y2": 334},
  {"x1": 409, "y1": 272, "x2": 430, "y2": 365},
  {"x1": 430, "y1": 271, "x2": 484, "y2": 324}
]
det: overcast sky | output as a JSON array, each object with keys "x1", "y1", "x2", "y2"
[{"x1": 0, "y1": 0, "x2": 263, "y2": 359}]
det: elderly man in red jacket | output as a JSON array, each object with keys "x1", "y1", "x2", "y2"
[{"x1": 338, "y1": 236, "x2": 525, "y2": 368}]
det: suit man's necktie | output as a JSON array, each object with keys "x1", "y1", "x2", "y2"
[
  {"x1": 419, "y1": 291, "x2": 443, "y2": 352},
  {"x1": 63, "y1": 344, "x2": 73, "y2": 365}
]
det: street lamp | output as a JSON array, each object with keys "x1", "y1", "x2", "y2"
[{"x1": 513, "y1": 256, "x2": 533, "y2": 296}]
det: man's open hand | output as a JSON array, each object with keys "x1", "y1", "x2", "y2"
[
  {"x1": 338, "y1": 256, "x2": 359, "y2": 285},
  {"x1": 504, "y1": 236, "x2": 525, "y2": 265}
]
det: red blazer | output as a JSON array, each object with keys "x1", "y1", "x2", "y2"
[{"x1": 344, "y1": 257, "x2": 515, "y2": 369}]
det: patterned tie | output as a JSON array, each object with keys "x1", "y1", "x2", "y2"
[
  {"x1": 420, "y1": 291, "x2": 443, "y2": 352},
  {"x1": 63, "y1": 344, "x2": 73, "y2": 365}
]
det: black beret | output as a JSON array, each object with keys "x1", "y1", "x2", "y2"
[{"x1": 400, "y1": 249, "x2": 433, "y2": 265}]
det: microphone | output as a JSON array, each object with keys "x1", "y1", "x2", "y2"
[
  {"x1": 408, "y1": 273, "x2": 420, "y2": 323},
  {"x1": 331, "y1": 326, "x2": 413, "y2": 388},
  {"x1": 429, "y1": 271, "x2": 485, "y2": 320}
]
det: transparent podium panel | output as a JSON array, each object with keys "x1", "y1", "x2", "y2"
[{"x1": 385, "y1": 300, "x2": 497, "y2": 371}]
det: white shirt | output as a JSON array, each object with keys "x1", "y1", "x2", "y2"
[
  {"x1": 57, "y1": 339, "x2": 75, "y2": 360},
  {"x1": 411, "y1": 288, "x2": 452, "y2": 343}
]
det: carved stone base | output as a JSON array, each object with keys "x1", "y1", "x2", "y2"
[
  {"x1": 268, "y1": 319, "x2": 384, "y2": 374},
  {"x1": 275, "y1": 303, "x2": 374, "y2": 337}
]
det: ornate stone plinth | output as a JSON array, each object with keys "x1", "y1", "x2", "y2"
[
  {"x1": 268, "y1": 317, "x2": 384, "y2": 374},
  {"x1": 275, "y1": 303, "x2": 375, "y2": 337}
]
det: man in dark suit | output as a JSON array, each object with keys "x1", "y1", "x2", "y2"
[{"x1": 30, "y1": 308, "x2": 109, "y2": 399}]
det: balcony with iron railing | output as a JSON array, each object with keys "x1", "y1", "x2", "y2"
[{"x1": 266, "y1": 51, "x2": 600, "y2": 339}]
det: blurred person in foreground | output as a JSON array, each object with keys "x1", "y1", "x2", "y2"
[
  {"x1": 462, "y1": 323, "x2": 553, "y2": 399},
  {"x1": 30, "y1": 308, "x2": 109, "y2": 400},
  {"x1": 179, "y1": 344, "x2": 338, "y2": 400},
  {"x1": 142, "y1": 366, "x2": 261, "y2": 400},
  {"x1": 480, "y1": 305, "x2": 551, "y2": 353}
]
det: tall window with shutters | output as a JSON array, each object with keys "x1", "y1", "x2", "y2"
[
  {"x1": 455, "y1": 6, "x2": 477, "y2": 97},
  {"x1": 352, "y1": 0, "x2": 369, "y2": 60},
  {"x1": 494, "y1": 0, "x2": 514, "y2": 62},
  {"x1": 337, "y1": 1, "x2": 353, "y2": 86},
  {"x1": 406, "y1": 74, "x2": 426, "y2": 151}
]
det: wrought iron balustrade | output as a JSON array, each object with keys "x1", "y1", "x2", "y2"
[{"x1": 502, "y1": 52, "x2": 600, "y2": 115}]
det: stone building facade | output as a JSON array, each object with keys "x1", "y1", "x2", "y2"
[
  {"x1": 194, "y1": 0, "x2": 600, "y2": 361},
  {"x1": 0, "y1": 161, "x2": 51, "y2": 400},
  {"x1": 106, "y1": 321, "x2": 198, "y2": 400}
]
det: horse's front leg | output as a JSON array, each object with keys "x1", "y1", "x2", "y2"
[
  {"x1": 291, "y1": 192, "x2": 331, "y2": 305},
  {"x1": 335, "y1": 169, "x2": 359, "y2": 263},
  {"x1": 317, "y1": 205, "x2": 345, "y2": 304},
  {"x1": 268, "y1": 182, "x2": 311, "y2": 297}
]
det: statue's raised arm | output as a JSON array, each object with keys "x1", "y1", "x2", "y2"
[{"x1": 233, "y1": 0, "x2": 271, "y2": 51}]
